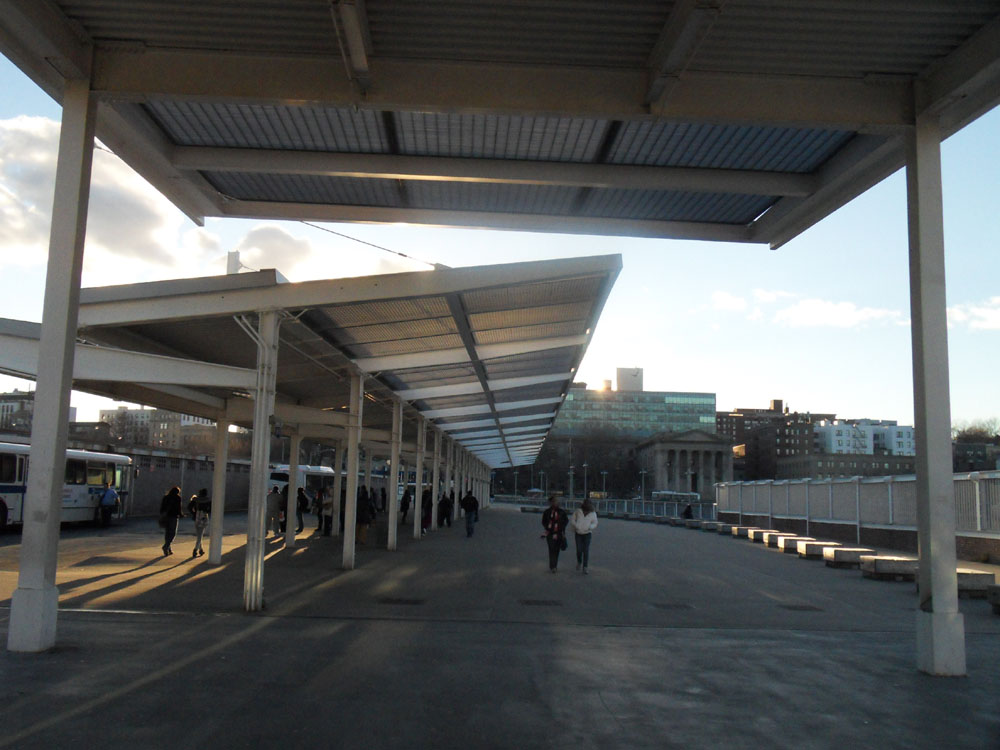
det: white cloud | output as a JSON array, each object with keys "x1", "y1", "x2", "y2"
[
  {"x1": 752, "y1": 288, "x2": 795, "y2": 304},
  {"x1": 711, "y1": 290, "x2": 747, "y2": 312},
  {"x1": 949, "y1": 297, "x2": 1000, "y2": 330},
  {"x1": 773, "y1": 298, "x2": 902, "y2": 328}
]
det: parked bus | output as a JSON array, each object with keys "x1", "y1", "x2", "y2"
[
  {"x1": 0, "y1": 442, "x2": 133, "y2": 530},
  {"x1": 267, "y1": 464, "x2": 337, "y2": 498}
]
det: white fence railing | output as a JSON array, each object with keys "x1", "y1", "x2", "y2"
[
  {"x1": 715, "y1": 472, "x2": 1000, "y2": 538},
  {"x1": 493, "y1": 494, "x2": 716, "y2": 520}
]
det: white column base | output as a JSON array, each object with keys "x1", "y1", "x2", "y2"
[
  {"x1": 916, "y1": 610, "x2": 966, "y2": 676},
  {"x1": 7, "y1": 585, "x2": 59, "y2": 652}
]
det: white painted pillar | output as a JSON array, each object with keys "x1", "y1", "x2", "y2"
[
  {"x1": 343, "y1": 374, "x2": 364, "y2": 569},
  {"x1": 364, "y1": 449, "x2": 373, "y2": 496},
  {"x1": 387, "y1": 400, "x2": 402, "y2": 550},
  {"x1": 243, "y1": 311, "x2": 280, "y2": 612},
  {"x1": 456, "y1": 450, "x2": 464, "y2": 518},
  {"x1": 284, "y1": 431, "x2": 302, "y2": 547},
  {"x1": 445, "y1": 437, "x2": 453, "y2": 501},
  {"x1": 8, "y1": 79, "x2": 96, "y2": 653},
  {"x1": 414, "y1": 417, "x2": 425, "y2": 539},
  {"x1": 331, "y1": 439, "x2": 344, "y2": 538},
  {"x1": 431, "y1": 429, "x2": 441, "y2": 530},
  {"x1": 906, "y1": 112, "x2": 965, "y2": 676},
  {"x1": 208, "y1": 417, "x2": 230, "y2": 565}
]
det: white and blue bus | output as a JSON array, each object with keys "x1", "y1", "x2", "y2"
[
  {"x1": 267, "y1": 464, "x2": 337, "y2": 497},
  {"x1": 0, "y1": 442, "x2": 133, "y2": 530}
]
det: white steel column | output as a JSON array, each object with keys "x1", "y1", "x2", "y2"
[
  {"x1": 445, "y1": 437, "x2": 453, "y2": 502},
  {"x1": 208, "y1": 417, "x2": 230, "y2": 565},
  {"x1": 343, "y1": 374, "x2": 364, "y2": 569},
  {"x1": 331, "y1": 439, "x2": 344, "y2": 538},
  {"x1": 906, "y1": 112, "x2": 965, "y2": 676},
  {"x1": 413, "y1": 418, "x2": 426, "y2": 539},
  {"x1": 243, "y1": 311, "x2": 280, "y2": 612},
  {"x1": 364, "y1": 450, "x2": 373, "y2": 494},
  {"x1": 387, "y1": 400, "x2": 403, "y2": 550},
  {"x1": 8, "y1": 78, "x2": 96, "y2": 653},
  {"x1": 456, "y1": 450, "x2": 464, "y2": 518},
  {"x1": 284, "y1": 431, "x2": 302, "y2": 548},
  {"x1": 431, "y1": 429, "x2": 441, "y2": 530}
]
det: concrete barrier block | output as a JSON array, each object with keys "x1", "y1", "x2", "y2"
[
  {"x1": 762, "y1": 531, "x2": 787, "y2": 547},
  {"x1": 823, "y1": 546, "x2": 876, "y2": 568},
  {"x1": 716, "y1": 523, "x2": 735, "y2": 534},
  {"x1": 779, "y1": 536, "x2": 813, "y2": 553},
  {"x1": 684, "y1": 519, "x2": 703, "y2": 529},
  {"x1": 861, "y1": 555, "x2": 918, "y2": 581},
  {"x1": 655, "y1": 517, "x2": 671, "y2": 525},
  {"x1": 668, "y1": 517, "x2": 685, "y2": 526},
  {"x1": 748, "y1": 528, "x2": 779, "y2": 543},
  {"x1": 955, "y1": 569, "x2": 996, "y2": 598},
  {"x1": 638, "y1": 515, "x2": 656, "y2": 523},
  {"x1": 797, "y1": 541, "x2": 841, "y2": 559},
  {"x1": 732, "y1": 526, "x2": 759, "y2": 538},
  {"x1": 987, "y1": 584, "x2": 1000, "y2": 614},
  {"x1": 700, "y1": 521, "x2": 719, "y2": 531}
]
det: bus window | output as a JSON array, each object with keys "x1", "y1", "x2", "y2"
[
  {"x1": 87, "y1": 462, "x2": 113, "y2": 486},
  {"x1": 65, "y1": 459, "x2": 87, "y2": 485},
  {"x1": 269, "y1": 472, "x2": 289, "y2": 483},
  {"x1": 0, "y1": 454, "x2": 15, "y2": 483}
]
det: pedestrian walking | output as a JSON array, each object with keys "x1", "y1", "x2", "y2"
[
  {"x1": 460, "y1": 490, "x2": 478, "y2": 537},
  {"x1": 98, "y1": 481, "x2": 119, "y2": 527},
  {"x1": 682, "y1": 503, "x2": 693, "y2": 519},
  {"x1": 400, "y1": 487, "x2": 412, "y2": 524},
  {"x1": 266, "y1": 485, "x2": 283, "y2": 538},
  {"x1": 158, "y1": 486, "x2": 183, "y2": 556},
  {"x1": 296, "y1": 487, "x2": 308, "y2": 533},
  {"x1": 321, "y1": 487, "x2": 334, "y2": 536},
  {"x1": 313, "y1": 487, "x2": 324, "y2": 529},
  {"x1": 188, "y1": 488, "x2": 210, "y2": 558},
  {"x1": 571, "y1": 499, "x2": 598, "y2": 574},
  {"x1": 541, "y1": 495, "x2": 569, "y2": 573},
  {"x1": 421, "y1": 488, "x2": 433, "y2": 535},
  {"x1": 357, "y1": 485, "x2": 372, "y2": 544},
  {"x1": 380, "y1": 486, "x2": 387, "y2": 513}
]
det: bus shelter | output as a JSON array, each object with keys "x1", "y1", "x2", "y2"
[{"x1": 3, "y1": 1, "x2": 1000, "y2": 675}]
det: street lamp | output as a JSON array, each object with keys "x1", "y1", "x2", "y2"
[
  {"x1": 582, "y1": 462, "x2": 588, "y2": 500},
  {"x1": 568, "y1": 464, "x2": 574, "y2": 500}
]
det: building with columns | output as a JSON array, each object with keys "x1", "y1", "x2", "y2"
[{"x1": 636, "y1": 429, "x2": 734, "y2": 497}]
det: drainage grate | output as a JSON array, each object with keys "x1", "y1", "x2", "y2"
[
  {"x1": 779, "y1": 604, "x2": 824, "y2": 612},
  {"x1": 651, "y1": 603, "x2": 694, "y2": 611},
  {"x1": 519, "y1": 599, "x2": 562, "y2": 607},
  {"x1": 376, "y1": 597, "x2": 425, "y2": 606}
]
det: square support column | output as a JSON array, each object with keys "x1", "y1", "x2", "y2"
[
  {"x1": 906, "y1": 112, "x2": 965, "y2": 676},
  {"x1": 343, "y1": 374, "x2": 364, "y2": 569},
  {"x1": 284, "y1": 431, "x2": 302, "y2": 547},
  {"x1": 331, "y1": 439, "x2": 344, "y2": 538},
  {"x1": 8, "y1": 78, "x2": 96, "y2": 653},
  {"x1": 387, "y1": 400, "x2": 402, "y2": 550},
  {"x1": 414, "y1": 417, "x2": 426, "y2": 539},
  {"x1": 431, "y1": 429, "x2": 441, "y2": 530},
  {"x1": 243, "y1": 311, "x2": 280, "y2": 612},
  {"x1": 456, "y1": 451, "x2": 464, "y2": 518},
  {"x1": 208, "y1": 417, "x2": 230, "y2": 565}
]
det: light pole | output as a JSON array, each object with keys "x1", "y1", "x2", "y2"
[
  {"x1": 601, "y1": 470, "x2": 608, "y2": 495},
  {"x1": 539, "y1": 470, "x2": 546, "y2": 496},
  {"x1": 639, "y1": 468, "x2": 648, "y2": 501},
  {"x1": 513, "y1": 470, "x2": 518, "y2": 497},
  {"x1": 568, "y1": 464, "x2": 574, "y2": 501},
  {"x1": 582, "y1": 462, "x2": 588, "y2": 500}
]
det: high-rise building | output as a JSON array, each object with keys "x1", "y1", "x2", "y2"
[
  {"x1": 100, "y1": 407, "x2": 215, "y2": 449},
  {"x1": 616, "y1": 367, "x2": 644, "y2": 392},
  {"x1": 554, "y1": 383, "x2": 716, "y2": 439},
  {"x1": 1, "y1": 390, "x2": 75, "y2": 431}
]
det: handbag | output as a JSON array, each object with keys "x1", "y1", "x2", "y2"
[{"x1": 560, "y1": 536, "x2": 568, "y2": 551}]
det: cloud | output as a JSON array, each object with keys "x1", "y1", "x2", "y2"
[
  {"x1": 752, "y1": 288, "x2": 795, "y2": 304},
  {"x1": 773, "y1": 298, "x2": 903, "y2": 328},
  {"x1": 949, "y1": 297, "x2": 1000, "y2": 330},
  {"x1": 711, "y1": 290, "x2": 747, "y2": 312}
]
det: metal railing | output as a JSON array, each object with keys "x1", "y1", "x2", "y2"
[
  {"x1": 493, "y1": 494, "x2": 716, "y2": 520},
  {"x1": 715, "y1": 471, "x2": 1000, "y2": 538}
]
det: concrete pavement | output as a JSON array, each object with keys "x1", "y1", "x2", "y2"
[{"x1": 1, "y1": 505, "x2": 998, "y2": 749}]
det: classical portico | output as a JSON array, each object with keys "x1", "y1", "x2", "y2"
[{"x1": 637, "y1": 429, "x2": 733, "y2": 498}]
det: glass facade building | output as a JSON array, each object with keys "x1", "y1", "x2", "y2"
[{"x1": 553, "y1": 389, "x2": 716, "y2": 439}]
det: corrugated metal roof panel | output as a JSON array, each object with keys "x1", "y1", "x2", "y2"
[
  {"x1": 350, "y1": 334, "x2": 465, "y2": 359},
  {"x1": 145, "y1": 101, "x2": 388, "y2": 152},
  {"x1": 474, "y1": 321, "x2": 584, "y2": 346},
  {"x1": 609, "y1": 122, "x2": 854, "y2": 173},
  {"x1": 394, "y1": 112, "x2": 608, "y2": 161},
  {"x1": 581, "y1": 189, "x2": 774, "y2": 224},
  {"x1": 324, "y1": 298, "x2": 453, "y2": 327},
  {"x1": 405, "y1": 181, "x2": 579, "y2": 215},
  {"x1": 203, "y1": 172, "x2": 401, "y2": 206},
  {"x1": 338, "y1": 317, "x2": 457, "y2": 346},
  {"x1": 464, "y1": 278, "x2": 603, "y2": 314},
  {"x1": 484, "y1": 347, "x2": 579, "y2": 379}
]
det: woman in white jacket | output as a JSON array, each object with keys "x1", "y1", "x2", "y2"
[{"x1": 571, "y1": 499, "x2": 598, "y2": 574}]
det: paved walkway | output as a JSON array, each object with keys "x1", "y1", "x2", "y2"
[{"x1": 1, "y1": 506, "x2": 998, "y2": 749}]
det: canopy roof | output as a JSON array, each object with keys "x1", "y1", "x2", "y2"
[
  {"x1": 2, "y1": 2, "x2": 999, "y2": 248},
  {"x1": 50, "y1": 255, "x2": 618, "y2": 468}
]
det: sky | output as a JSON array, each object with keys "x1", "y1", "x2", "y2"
[{"x1": 1, "y1": 54, "x2": 999, "y2": 428}]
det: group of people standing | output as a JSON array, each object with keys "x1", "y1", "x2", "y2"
[
  {"x1": 158, "y1": 486, "x2": 210, "y2": 557},
  {"x1": 541, "y1": 495, "x2": 598, "y2": 574}
]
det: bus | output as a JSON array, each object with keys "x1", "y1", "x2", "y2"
[
  {"x1": 0, "y1": 442, "x2": 133, "y2": 530},
  {"x1": 267, "y1": 464, "x2": 337, "y2": 498}
]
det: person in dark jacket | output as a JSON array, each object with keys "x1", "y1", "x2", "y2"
[
  {"x1": 437, "y1": 491, "x2": 453, "y2": 528},
  {"x1": 420, "y1": 488, "x2": 432, "y2": 535},
  {"x1": 400, "y1": 488, "x2": 412, "y2": 524},
  {"x1": 541, "y1": 495, "x2": 569, "y2": 573},
  {"x1": 159, "y1": 486, "x2": 183, "y2": 556},
  {"x1": 380, "y1": 486, "x2": 387, "y2": 513},
  {"x1": 295, "y1": 487, "x2": 308, "y2": 533},
  {"x1": 459, "y1": 490, "x2": 478, "y2": 537},
  {"x1": 357, "y1": 486, "x2": 372, "y2": 544},
  {"x1": 682, "y1": 503, "x2": 693, "y2": 519}
]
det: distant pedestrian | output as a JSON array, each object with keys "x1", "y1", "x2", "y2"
[
  {"x1": 368, "y1": 487, "x2": 378, "y2": 525},
  {"x1": 313, "y1": 487, "x2": 324, "y2": 529},
  {"x1": 321, "y1": 488, "x2": 334, "y2": 536},
  {"x1": 400, "y1": 488, "x2": 412, "y2": 524},
  {"x1": 541, "y1": 495, "x2": 568, "y2": 573},
  {"x1": 188, "y1": 488, "x2": 210, "y2": 558},
  {"x1": 296, "y1": 487, "x2": 308, "y2": 533},
  {"x1": 437, "y1": 491, "x2": 453, "y2": 528},
  {"x1": 421, "y1": 488, "x2": 433, "y2": 535},
  {"x1": 279, "y1": 484, "x2": 289, "y2": 533},
  {"x1": 682, "y1": 503, "x2": 693, "y2": 519},
  {"x1": 380, "y1": 486, "x2": 387, "y2": 513},
  {"x1": 460, "y1": 490, "x2": 478, "y2": 537},
  {"x1": 159, "y1": 486, "x2": 183, "y2": 556},
  {"x1": 571, "y1": 499, "x2": 598, "y2": 574},
  {"x1": 266, "y1": 486, "x2": 283, "y2": 538},
  {"x1": 99, "y1": 481, "x2": 119, "y2": 527},
  {"x1": 357, "y1": 486, "x2": 372, "y2": 544}
]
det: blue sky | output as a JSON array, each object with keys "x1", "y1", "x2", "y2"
[{"x1": 1, "y1": 53, "x2": 998, "y2": 426}]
